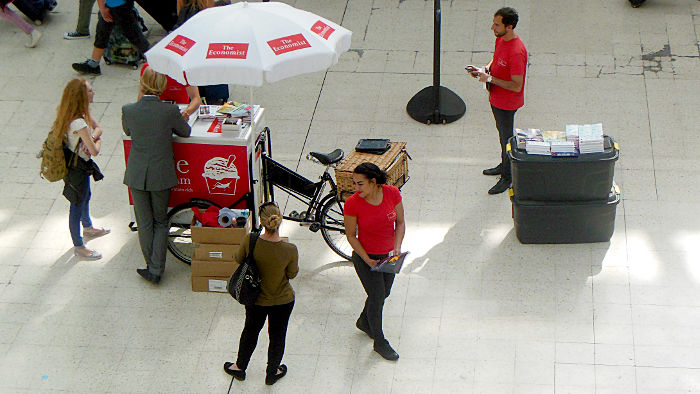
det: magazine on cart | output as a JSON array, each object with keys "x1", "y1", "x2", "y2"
[{"x1": 370, "y1": 252, "x2": 409, "y2": 273}]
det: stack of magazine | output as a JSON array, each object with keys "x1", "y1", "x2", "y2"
[
  {"x1": 571, "y1": 123, "x2": 604, "y2": 153},
  {"x1": 370, "y1": 252, "x2": 409, "y2": 273},
  {"x1": 217, "y1": 102, "x2": 260, "y2": 124},
  {"x1": 516, "y1": 123, "x2": 605, "y2": 156}
]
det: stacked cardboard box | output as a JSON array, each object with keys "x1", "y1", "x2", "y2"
[{"x1": 190, "y1": 219, "x2": 251, "y2": 293}]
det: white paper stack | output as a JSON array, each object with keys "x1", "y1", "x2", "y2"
[
  {"x1": 565, "y1": 124, "x2": 580, "y2": 150},
  {"x1": 525, "y1": 140, "x2": 551, "y2": 155},
  {"x1": 550, "y1": 140, "x2": 577, "y2": 156},
  {"x1": 578, "y1": 123, "x2": 604, "y2": 153}
]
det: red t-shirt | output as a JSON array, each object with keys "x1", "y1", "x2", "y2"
[
  {"x1": 344, "y1": 185, "x2": 402, "y2": 255},
  {"x1": 140, "y1": 63, "x2": 190, "y2": 104},
  {"x1": 489, "y1": 36, "x2": 528, "y2": 111}
]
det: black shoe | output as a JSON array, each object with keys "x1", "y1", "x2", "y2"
[
  {"x1": 72, "y1": 60, "x2": 101, "y2": 75},
  {"x1": 482, "y1": 164, "x2": 502, "y2": 176},
  {"x1": 373, "y1": 339, "x2": 399, "y2": 361},
  {"x1": 488, "y1": 177, "x2": 511, "y2": 195},
  {"x1": 265, "y1": 364, "x2": 287, "y2": 385},
  {"x1": 137, "y1": 268, "x2": 160, "y2": 284},
  {"x1": 223, "y1": 362, "x2": 246, "y2": 381},
  {"x1": 356, "y1": 317, "x2": 373, "y2": 339}
]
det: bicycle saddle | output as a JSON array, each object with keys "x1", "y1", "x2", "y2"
[{"x1": 309, "y1": 149, "x2": 344, "y2": 165}]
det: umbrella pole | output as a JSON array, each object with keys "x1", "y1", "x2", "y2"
[{"x1": 249, "y1": 86, "x2": 254, "y2": 105}]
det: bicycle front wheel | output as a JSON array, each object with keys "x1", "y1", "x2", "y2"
[
  {"x1": 167, "y1": 200, "x2": 215, "y2": 264},
  {"x1": 318, "y1": 194, "x2": 352, "y2": 261}
]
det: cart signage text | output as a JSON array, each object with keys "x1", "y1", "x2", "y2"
[
  {"x1": 267, "y1": 34, "x2": 311, "y2": 55},
  {"x1": 206, "y1": 43, "x2": 249, "y2": 59},
  {"x1": 311, "y1": 21, "x2": 335, "y2": 40},
  {"x1": 166, "y1": 35, "x2": 196, "y2": 56}
]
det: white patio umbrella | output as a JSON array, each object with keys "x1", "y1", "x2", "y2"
[{"x1": 145, "y1": 1, "x2": 352, "y2": 94}]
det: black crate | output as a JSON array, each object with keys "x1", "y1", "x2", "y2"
[
  {"x1": 511, "y1": 188, "x2": 620, "y2": 244},
  {"x1": 508, "y1": 135, "x2": 618, "y2": 201}
]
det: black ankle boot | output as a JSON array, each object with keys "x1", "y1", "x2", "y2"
[{"x1": 373, "y1": 339, "x2": 399, "y2": 361}]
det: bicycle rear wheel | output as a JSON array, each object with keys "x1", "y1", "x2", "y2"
[
  {"x1": 318, "y1": 194, "x2": 352, "y2": 261},
  {"x1": 167, "y1": 200, "x2": 215, "y2": 264}
]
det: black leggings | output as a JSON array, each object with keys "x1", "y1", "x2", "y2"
[
  {"x1": 94, "y1": 1, "x2": 149, "y2": 55},
  {"x1": 352, "y1": 252, "x2": 394, "y2": 341},
  {"x1": 236, "y1": 301, "x2": 294, "y2": 376},
  {"x1": 491, "y1": 104, "x2": 518, "y2": 180}
]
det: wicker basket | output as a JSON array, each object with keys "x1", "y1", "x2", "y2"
[{"x1": 335, "y1": 142, "x2": 409, "y2": 201}]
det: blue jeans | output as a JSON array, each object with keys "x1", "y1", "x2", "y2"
[{"x1": 69, "y1": 175, "x2": 92, "y2": 247}]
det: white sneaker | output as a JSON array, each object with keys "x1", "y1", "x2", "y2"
[{"x1": 26, "y1": 30, "x2": 42, "y2": 48}]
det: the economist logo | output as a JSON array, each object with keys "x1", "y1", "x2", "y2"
[
  {"x1": 311, "y1": 20, "x2": 335, "y2": 40},
  {"x1": 165, "y1": 35, "x2": 196, "y2": 56},
  {"x1": 206, "y1": 43, "x2": 249, "y2": 59},
  {"x1": 267, "y1": 34, "x2": 311, "y2": 55}
]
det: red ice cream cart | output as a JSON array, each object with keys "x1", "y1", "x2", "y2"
[{"x1": 122, "y1": 106, "x2": 267, "y2": 262}]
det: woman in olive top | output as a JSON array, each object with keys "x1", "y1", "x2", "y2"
[
  {"x1": 224, "y1": 202, "x2": 299, "y2": 386},
  {"x1": 344, "y1": 162, "x2": 406, "y2": 361}
]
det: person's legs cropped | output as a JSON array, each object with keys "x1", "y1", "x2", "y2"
[
  {"x1": 79, "y1": 182, "x2": 93, "y2": 230},
  {"x1": 73, "y1": 12, "x2": 110, "y2": 74},
  {"x1": 235, "y1": 305, "x2": 268, "y2": 371},
  {"x1": 489, "y1": 105, "x2": 517, "y2": 194},
  {"x1": 149, "y1": 189, "x2": 170, "y2": 276},
  {"x1": 352, "y1": 252, "x2": 394, "y2": 341},
  {"x1": 74, "y1": 0, "x2": 96, "y2": 36},
  {"x1": 265, "y1": 301, "x2": 294, "y2": 377},
  {"x1": 0, "y1": 5, "x2": 42, "y2": 47},
  {"x1": 110, "y1": 2, "x2": 150, "y2": 56},
  {"x1": 130, "y1": 188, "x2": 154, "y2": 270},
  {"x1": 70, "y1": 176, "x2": 101, "y2": 259},
  {"x1": 0, "y1": 6, "x2": 33, "y2": 34}
]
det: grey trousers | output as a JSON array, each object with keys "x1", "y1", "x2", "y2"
[
  {"x1": 76, "y1": 0, "x2": 96, "y2": 35},
  {"x1": 131, "y1": 188, "x2": 170, "y2": 276}
]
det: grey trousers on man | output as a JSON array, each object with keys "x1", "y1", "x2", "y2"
[
  {"x1": 75, "y1": 0, "x2": 97, "y2": 35},
  {"x1": 131, "y1": 188, "x2": 170, "y2": 276}
]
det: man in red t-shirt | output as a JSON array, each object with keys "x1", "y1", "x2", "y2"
[{"x1": 468, "y1": 7, "x2": 528, "y2": 194}]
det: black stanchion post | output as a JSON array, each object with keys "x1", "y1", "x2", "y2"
[{"x1": 406, "y1": 0, "x2": 466, "y2": 124}]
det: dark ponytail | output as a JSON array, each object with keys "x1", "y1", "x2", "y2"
[{"x1": 353, "y1": 162, "x2": 387, "y2": 184}]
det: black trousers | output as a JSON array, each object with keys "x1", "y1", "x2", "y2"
[
  {"x1": 94, "y1": 1, "x2": 150, "y2": 55},
  {"x1": 352, "y1": 252, "x2": 394, "y2": 341},
  {"x1": 491, "y1": 104, "x2": 518, "y2": 180},
  {"x1": 236, "y1": 301, "x2": 294, "y2": 375}
]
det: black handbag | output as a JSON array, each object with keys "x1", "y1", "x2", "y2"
[
  {"x1": 228, "y1": 232, "x2": 262, "y2": 305},
  {"x1": 355, "y1": 139, "x2": 391, "y2": 155}
]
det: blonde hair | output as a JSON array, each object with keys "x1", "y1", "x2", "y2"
[
  {"x1": 140, "y1": 66, "x2": 168, "y2": 96},
  {"x1": 259, "y1": 202, "x2": 283, "y2": 233},
  {"x1": 51, "y1": 78, "x2": 92, "y2": 142}
]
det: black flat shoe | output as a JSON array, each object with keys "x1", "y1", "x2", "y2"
[
  {"x1": 265, "y1": 364, "x2": 287, "y2": 385},
  {"x1": 223, "y1": 362, "x2": 246, "y2": 381},
  {"x1": 488, "y1": 177, "x2": 511, "y2": 195},
  {"x1": 374, "y1": 339, "x2": 399, "y2": 361},
  {"x1": 482, "y1": 164, "x2": 502, "y2": 176},
  {"x1": 356, "y1": 317, "x2": 373, "y2": 339},
  {"x1": 137, "y1": 268, "x2": 161, "y2": 284}
]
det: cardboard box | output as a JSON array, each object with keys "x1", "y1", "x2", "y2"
[
  {"x1": 191, "y1": 216, "x2": 251, "y2": 244},
  {"x1": 191, "y1": 276, "x2": 230, "y2": 293},
  {"x1": 191, "y1": 259, "x2": 240, "y2": 277},
  {"x1": 194, "y1": 243, "x2": 242, "y2": 262}
]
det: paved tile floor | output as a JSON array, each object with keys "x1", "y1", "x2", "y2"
[{"x1": 1, "y1": 0, "x2": 700, "y2": 393}]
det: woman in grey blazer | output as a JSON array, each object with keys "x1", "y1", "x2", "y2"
[{"x1": 122, "y1": 67, "x2": 191, "y2": 284}]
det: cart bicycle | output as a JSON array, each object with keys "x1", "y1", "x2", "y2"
[{"x1": 165, "y1": 127, "x2": 352, "y2": 264}]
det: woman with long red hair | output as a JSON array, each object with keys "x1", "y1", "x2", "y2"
[{"x1": 52, "y1": 78, "x2": 109, "y2": 259}]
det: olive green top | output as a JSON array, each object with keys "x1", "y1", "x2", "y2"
[{"x1": 235, "y1": 233, "x2": 299, "y2": 306}]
